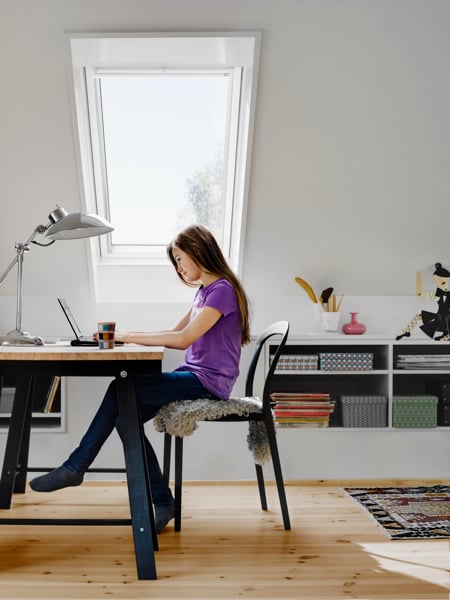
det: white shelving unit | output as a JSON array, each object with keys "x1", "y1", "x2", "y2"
[
  {"x1": 266, "y1": 335, "x2": 450, "y2": 430},
  {"x1": 0, "y1": 377, "x2": 65, "y2": 432}
]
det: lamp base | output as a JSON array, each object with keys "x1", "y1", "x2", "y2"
[{"x1": 0, "y1": 329, "x2": 44, "y2": 346}]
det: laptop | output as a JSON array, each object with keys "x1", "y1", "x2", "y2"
[
  {"x1": 57, "y1": 298, "x2": 99, "y2": 346},
  {"x1": 58, "y1": 298, "x2": 123, "y2": 347}
]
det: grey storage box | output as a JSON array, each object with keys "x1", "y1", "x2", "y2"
[{"x1": 340, "y1": 395, "x2": 387, "y2": 427}]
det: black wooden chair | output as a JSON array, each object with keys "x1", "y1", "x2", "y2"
[{"x1": 161, "y1": 320, "x2": 291, "y2": 531}]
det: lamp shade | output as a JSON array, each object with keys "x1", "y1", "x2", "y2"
[{"x1": 45, "y1": 207, "x2": 114, "y2": 240}]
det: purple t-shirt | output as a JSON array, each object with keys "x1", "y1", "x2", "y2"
[{"x1": 175, "y1": 278, "x2": 242, "y2": 398}]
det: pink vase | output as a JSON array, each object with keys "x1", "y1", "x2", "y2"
[{"x1": 342, "y1": 312, "x2": 366, "y2": 335}]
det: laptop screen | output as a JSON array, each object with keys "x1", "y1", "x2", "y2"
[{"x1": 57, "y1": 298, "x2": 83, "y2": 340}]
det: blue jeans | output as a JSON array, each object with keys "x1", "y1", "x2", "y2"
[{"x1": 63, "y1": 372, "x2": 217, "y2": 506}]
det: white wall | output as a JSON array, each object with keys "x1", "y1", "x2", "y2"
[{"x1": 0, "y1": 0, "x2": 449, "y2": 481}]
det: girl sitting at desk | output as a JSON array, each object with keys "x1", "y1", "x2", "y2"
[{"x1": 30, "y1": 224, "x2": 251, "y2": 534}]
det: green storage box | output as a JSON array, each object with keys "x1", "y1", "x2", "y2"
[{"x1": 392, "y1": 395, "x2": 438, "y2": 428}]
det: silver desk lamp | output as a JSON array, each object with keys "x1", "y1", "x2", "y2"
[{"x1": 0, "y1": 206, "x2": 113, "y2": 346}]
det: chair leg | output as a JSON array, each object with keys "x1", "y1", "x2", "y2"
[
  {"x1": 174, "y1": 436, "x2": 183, "y2": 531},
  {"x1": 163, "y1": 433, "x2": 172, "y2": 484},
  {"x1": 264, "y1": 417, "x2": 291, "y2": 530},
  {"x1": 255, "y1": 463, "x2": 268, "y2": 510}
]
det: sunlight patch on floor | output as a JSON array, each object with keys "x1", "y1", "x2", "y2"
[{"x1": 357, "y1": 541, "x2": 450, "y2": 587}]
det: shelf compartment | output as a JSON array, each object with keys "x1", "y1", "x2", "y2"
[
  {"x1": 0, "y1": 375, "x2": 64, "y2": 432},
  {"x1": 271, "y1": 343, "x2": 389, "y2": 371},
  {"x1": 393, "y1": 373, "x2": 450, "y2": 396},
  {"x1": 393, "y1": 343, "x2": 450, "y2": 370}
]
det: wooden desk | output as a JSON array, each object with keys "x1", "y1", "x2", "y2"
[{"x1": 0, "y1": 344, "x2": 164, "y2": 580}]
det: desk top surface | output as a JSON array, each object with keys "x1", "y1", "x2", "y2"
[{"x1": 0, "y1": 343, "x2": 164, "y2": 361}]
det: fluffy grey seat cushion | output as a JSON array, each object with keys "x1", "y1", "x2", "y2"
[{"x1": 153, "y1": 397, "x2": 270, "y2": 465}]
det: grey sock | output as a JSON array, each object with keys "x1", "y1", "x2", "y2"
[{"x1": 29, "y1": 465, "x2": 84, "y2": 492}]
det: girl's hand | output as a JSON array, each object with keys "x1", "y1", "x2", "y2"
[{"x1": 93, "y1": 330, "x2": 128, "y2": 343}]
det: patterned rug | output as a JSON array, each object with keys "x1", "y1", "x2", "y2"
[{"x1": 343, "y1": 485, "x2": 450, "y2": 539}]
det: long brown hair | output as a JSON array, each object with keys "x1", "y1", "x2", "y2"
[{"x1": 167, "y1": 225, "x2": 251, "y2": 345}]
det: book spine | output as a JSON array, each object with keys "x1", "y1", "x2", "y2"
[{"x1": 43, "y1": 376, "x2": 61, "y2": 413}]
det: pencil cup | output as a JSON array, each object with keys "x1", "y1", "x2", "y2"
[
  {"x1": 312, "y1": 303, "x2": 322, "y2": 321},
  {"x1": 97, "y1": 322, "x2": 116, "y2": 349},
  {"x1": 321, "y1": 312, "x2": 340, "y2": 332}
]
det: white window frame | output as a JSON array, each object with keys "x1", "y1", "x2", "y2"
[
  {"x1": 66, "y1": 32, "x2": 261, "y2": 302},
  {"x1": 89, "y1": 66, "x2": 241, "y2": 263}
]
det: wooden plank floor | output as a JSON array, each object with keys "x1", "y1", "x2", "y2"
[{"x1": 0, "y1": 480, "x2": 448, "y2": 599}]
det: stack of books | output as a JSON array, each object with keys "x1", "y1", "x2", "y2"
[{"x1": 270, "y1": 392, "x2": 335, "y2": 428}]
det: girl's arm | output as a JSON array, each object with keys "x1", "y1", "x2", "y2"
[
  {"x1": 114, "y1": 306, "x2": 222, "y2": 349},
  {"x1": 115, "y1": 308, "x2": 192, "y2": 337}
]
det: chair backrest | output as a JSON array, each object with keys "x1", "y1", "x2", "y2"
[{"x1": 244, "y1": 321, "x2": 290, "y2": 410}]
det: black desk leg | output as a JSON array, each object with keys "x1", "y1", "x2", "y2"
[
  {"x1": 116, "y1": 372, "x2": 158, "y2": 580},
  {"x1": 14, "y1": 378, "x2": 34, "y2": 494},
  {"x1": 0, "y1": 377, "x2": 33, "y2": 508}
]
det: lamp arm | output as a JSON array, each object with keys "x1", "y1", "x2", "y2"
[
  {"x1": 0, "y1": 224, "x2": 47, "y2": 286},
  {"x1": 0, "y1": 255, "x2": 19, "y2": 285},
  {"x1": 24, "y1": 224, "x2": 47, "y2": 245}
]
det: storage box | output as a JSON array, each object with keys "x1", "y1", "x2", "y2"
[
  {"x1": 0, "y1": 388, "x2": 15, "y2": 414},
  {"x1": 340, "y1": 395, "x2": 387, "y2": 427},
  {"x1": 392, "y1": 395, "x2": 438, "y2": 428},
  {"x1": 425, "y1": 381, "x2": 450, "y2": 426},
  {"x1": 276, "y1": 354, "x2": 319, "y2": 370},
  {"x1": 319, "y1": 352, "x2": 373, "y2": 371}
]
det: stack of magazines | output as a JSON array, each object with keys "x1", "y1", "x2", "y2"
[
  {"x1": 270, "y1": 392, "x2": 335, "y2": 428},
  {"x1": 394, "y1": 354, "x2": 450, "y2": 370}
]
